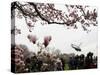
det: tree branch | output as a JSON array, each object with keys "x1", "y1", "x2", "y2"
[
  {"x1": 28, "y1": 2, "x2": 76, "y2": 25},
  {"x1": 12, "y1": 2, "x2": 97, "y2": 32},
  {"x1": 11, "y1": 2, "x2": 38, "y2": 18}
]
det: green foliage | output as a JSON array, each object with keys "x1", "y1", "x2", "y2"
[{"x1": 64, "y1": 64, "x2": 69, "y2": 70}]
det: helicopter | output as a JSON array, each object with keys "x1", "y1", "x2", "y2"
[{"x1": 71, "y1": 43, "x2": 82, "y2": 52}]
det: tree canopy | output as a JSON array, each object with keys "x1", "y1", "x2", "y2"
[{"x1": 11, "y1": 1, "x2": 97, "y2": 32}]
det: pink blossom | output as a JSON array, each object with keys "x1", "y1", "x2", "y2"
[
  {"x1": 43, "y1": 36, "x2": 52, "y2": 47},
  {"x1": 27, "y1": 35, "x2": 37, "y2": 44}
]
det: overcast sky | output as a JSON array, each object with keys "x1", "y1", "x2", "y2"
[{"x1": 14, "y1": 4, "x2": 98, "y2": 56}]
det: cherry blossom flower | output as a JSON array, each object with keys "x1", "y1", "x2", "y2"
[
  {"x1": 43, "y1": 36, "x2": 52, "y2": 47},
  {"x1": 27, "y1": 35, "x2": 37, "y2": 44}
]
